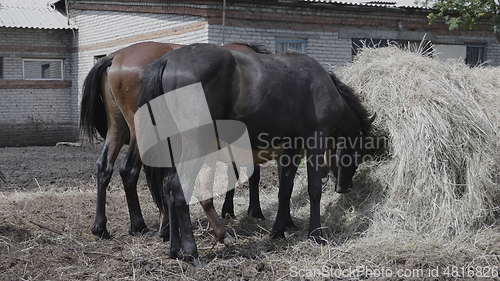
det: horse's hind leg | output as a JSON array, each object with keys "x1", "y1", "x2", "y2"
[
  {"x1": 164, "y1": 168, "x2": 199, "y2": 265},
  {"x1": 91, "y1": 132, "x2": 124, "y2": 239},
  {"x1": 144, "y1": 166, "x2": 169, "y2": 241},
  {"x1": 119, "y1": 139, "x2": 148, "y2": 235}
]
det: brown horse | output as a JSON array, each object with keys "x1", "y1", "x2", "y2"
[{"x1": 80, "y1": 41, "x2": 267, "y2": 243}]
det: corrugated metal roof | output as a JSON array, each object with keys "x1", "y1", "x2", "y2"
[{"x1": 0, "y1": 0, "x2": 77, "y2": 29}]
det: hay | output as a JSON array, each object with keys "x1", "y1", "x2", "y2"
[{"x1": 336, "y1": 46, "x2": 500, "y2": 239}]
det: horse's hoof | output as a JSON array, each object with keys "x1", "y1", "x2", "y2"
[
  {"x1": 91, "y1": 224, "x2": 111, "y2": 239},
  {"x1": 128, "y1": 223, "x2": 149, "y2": 236},
  {"x1": 248, "y1": 207, "x2": 265, "y2": 220}
]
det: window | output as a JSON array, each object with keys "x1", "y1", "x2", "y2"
[
  {"x1": 94, "y1": 55, "x2": 106, "y2": 64},
  {"x1": 276, "y1": 38, "x2": 307, "y2": 54},
  {"x1": 23, "y1": 59, "x2": 63, "y2": 80},
  {"x1": 465, "y1": 44, "x2": 485, "y2": 66}
]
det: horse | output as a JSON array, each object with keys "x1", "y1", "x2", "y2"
[
  {"x1": 138, "y1": 43, "x2": 374, "y2": 262},
  {"x1": 80, "y1": 41, "x2": 268, "y2": 243}
]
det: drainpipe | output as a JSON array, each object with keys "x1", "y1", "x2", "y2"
[
  {"x1": 222, "y1": 0, "x2": 227, "y2": 45},
  {"x1": 65, "y1": 0, "x2": 70, "y2": 26}
]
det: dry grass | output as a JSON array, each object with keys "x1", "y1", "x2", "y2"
[
  {"x1": 331, "y1": 44, "x2": 499, "y2": 275},
  {"x1": 1, "y1": 46, "x2": 499, "y2": 280},
  {"x1": 337, "y1": 46, "x2": 499, "y2": 236}
]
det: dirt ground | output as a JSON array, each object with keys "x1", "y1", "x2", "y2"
[{"x1": 0, "y1": 145, "x2": 498, "y2": 281}]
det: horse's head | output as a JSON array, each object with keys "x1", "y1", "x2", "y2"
[{"x1": 331, "y1": 113, "x2": 376, "y2": 193}]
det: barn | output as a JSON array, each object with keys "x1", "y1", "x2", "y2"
[
  {"x1": 1, "y1": 0, "x2": 499, "y2": 146},
  {"x1": 0, "y1": 0, "x2": 77, "y2": 146}
]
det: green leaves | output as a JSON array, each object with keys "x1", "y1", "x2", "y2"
[{"x1": 426, "y1": 0, "x2": 499, "y2": 41}]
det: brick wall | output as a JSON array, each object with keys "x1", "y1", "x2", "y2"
[
  {"x1": 0, "y1": 27, "x2": 77, "y2": 147},
  {"x1": 0, "y1": 88, "x2": 76, "y2": 146},
  {"x1": 486, "y1": 42, "x2": 500, "y2": 66},
  {"x1": 208, "y1": 25, "x2": 352, "y2": 70}
]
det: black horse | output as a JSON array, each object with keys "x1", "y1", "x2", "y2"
[{"x1": 138, "y1": 43, "x2": 374, "y2": 262}]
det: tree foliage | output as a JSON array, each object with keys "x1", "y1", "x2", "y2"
[{"x1": 419, "y1": 0, "x2": 500, "y2": 41}]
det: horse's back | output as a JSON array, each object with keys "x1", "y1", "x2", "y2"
[{"x1": 230, "y1": 50, "x2": 342, "y2": 134}]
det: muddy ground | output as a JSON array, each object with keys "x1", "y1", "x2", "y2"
[{"x1": 0, "y1": 145, "x2": 498, "y2": 281}]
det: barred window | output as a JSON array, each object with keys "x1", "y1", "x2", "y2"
[
  {"x1": 276, "y1": 38, "x2": 307, "y2": 54},
  {"x1": 465, "y1": 45, "x2": 485, "y2": 66},
  {"x1": 23, "y1": 59, "x2": 63, "y2": 80}
]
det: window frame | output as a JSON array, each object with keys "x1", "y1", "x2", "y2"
[
  {"x1": 22, "y1": 58, "x2": 64, "y2": 81},
  {"x1": 275, "y1": 38, "x2": 308, "y2": 54},
  {"x1": 465, "y1": 43, "x2": 486, "y2": 66}
]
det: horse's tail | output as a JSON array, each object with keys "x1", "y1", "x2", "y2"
[
  {"x1": 328, "y1": 72, "x2": 370, "y2": 134},
  {"x1": 138, "y1": 57, "x2": 167, "y2": 108},
  {"x1": 80, "y1": 55, "x2": 113, "y2": 142}
]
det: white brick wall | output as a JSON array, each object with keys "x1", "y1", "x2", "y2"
[
  {"x1": 486, "y1": 42, "x2": 500, "y2": 66},
  {"x1": 208, "y1": 25, "x2": 352, "y2": 69},
  {"x1": 71, "y1": 9, "x2": 209, "y2": 109},
  {"x1": 0, "y1": 27, "x2": 77, "y2": 146},
  {"x1": 0, "y1": 88, "x2": 77, "y2": 146}
]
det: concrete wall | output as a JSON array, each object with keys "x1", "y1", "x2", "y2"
[{"x1": 0, "y1": 27, "x2": 77, "y2": 147}]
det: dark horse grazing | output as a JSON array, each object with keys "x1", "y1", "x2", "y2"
[
  {"x1": 80, "y1": 41, "x2": 268, "y2": 242},
  {"x1": 138, "y1": 43, "x2": 374, "y2": 262}
]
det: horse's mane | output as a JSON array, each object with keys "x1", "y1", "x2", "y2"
[
  {"x1": 329, "y1": 72, "x2": 371, "y2": 134},
  {"x1": 229, "y1": 42, "x2": 272, "y2": 54}
]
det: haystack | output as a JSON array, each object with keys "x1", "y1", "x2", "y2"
[{"x1": 334, "y1": 46, "x2": 500, "y2": 240}]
